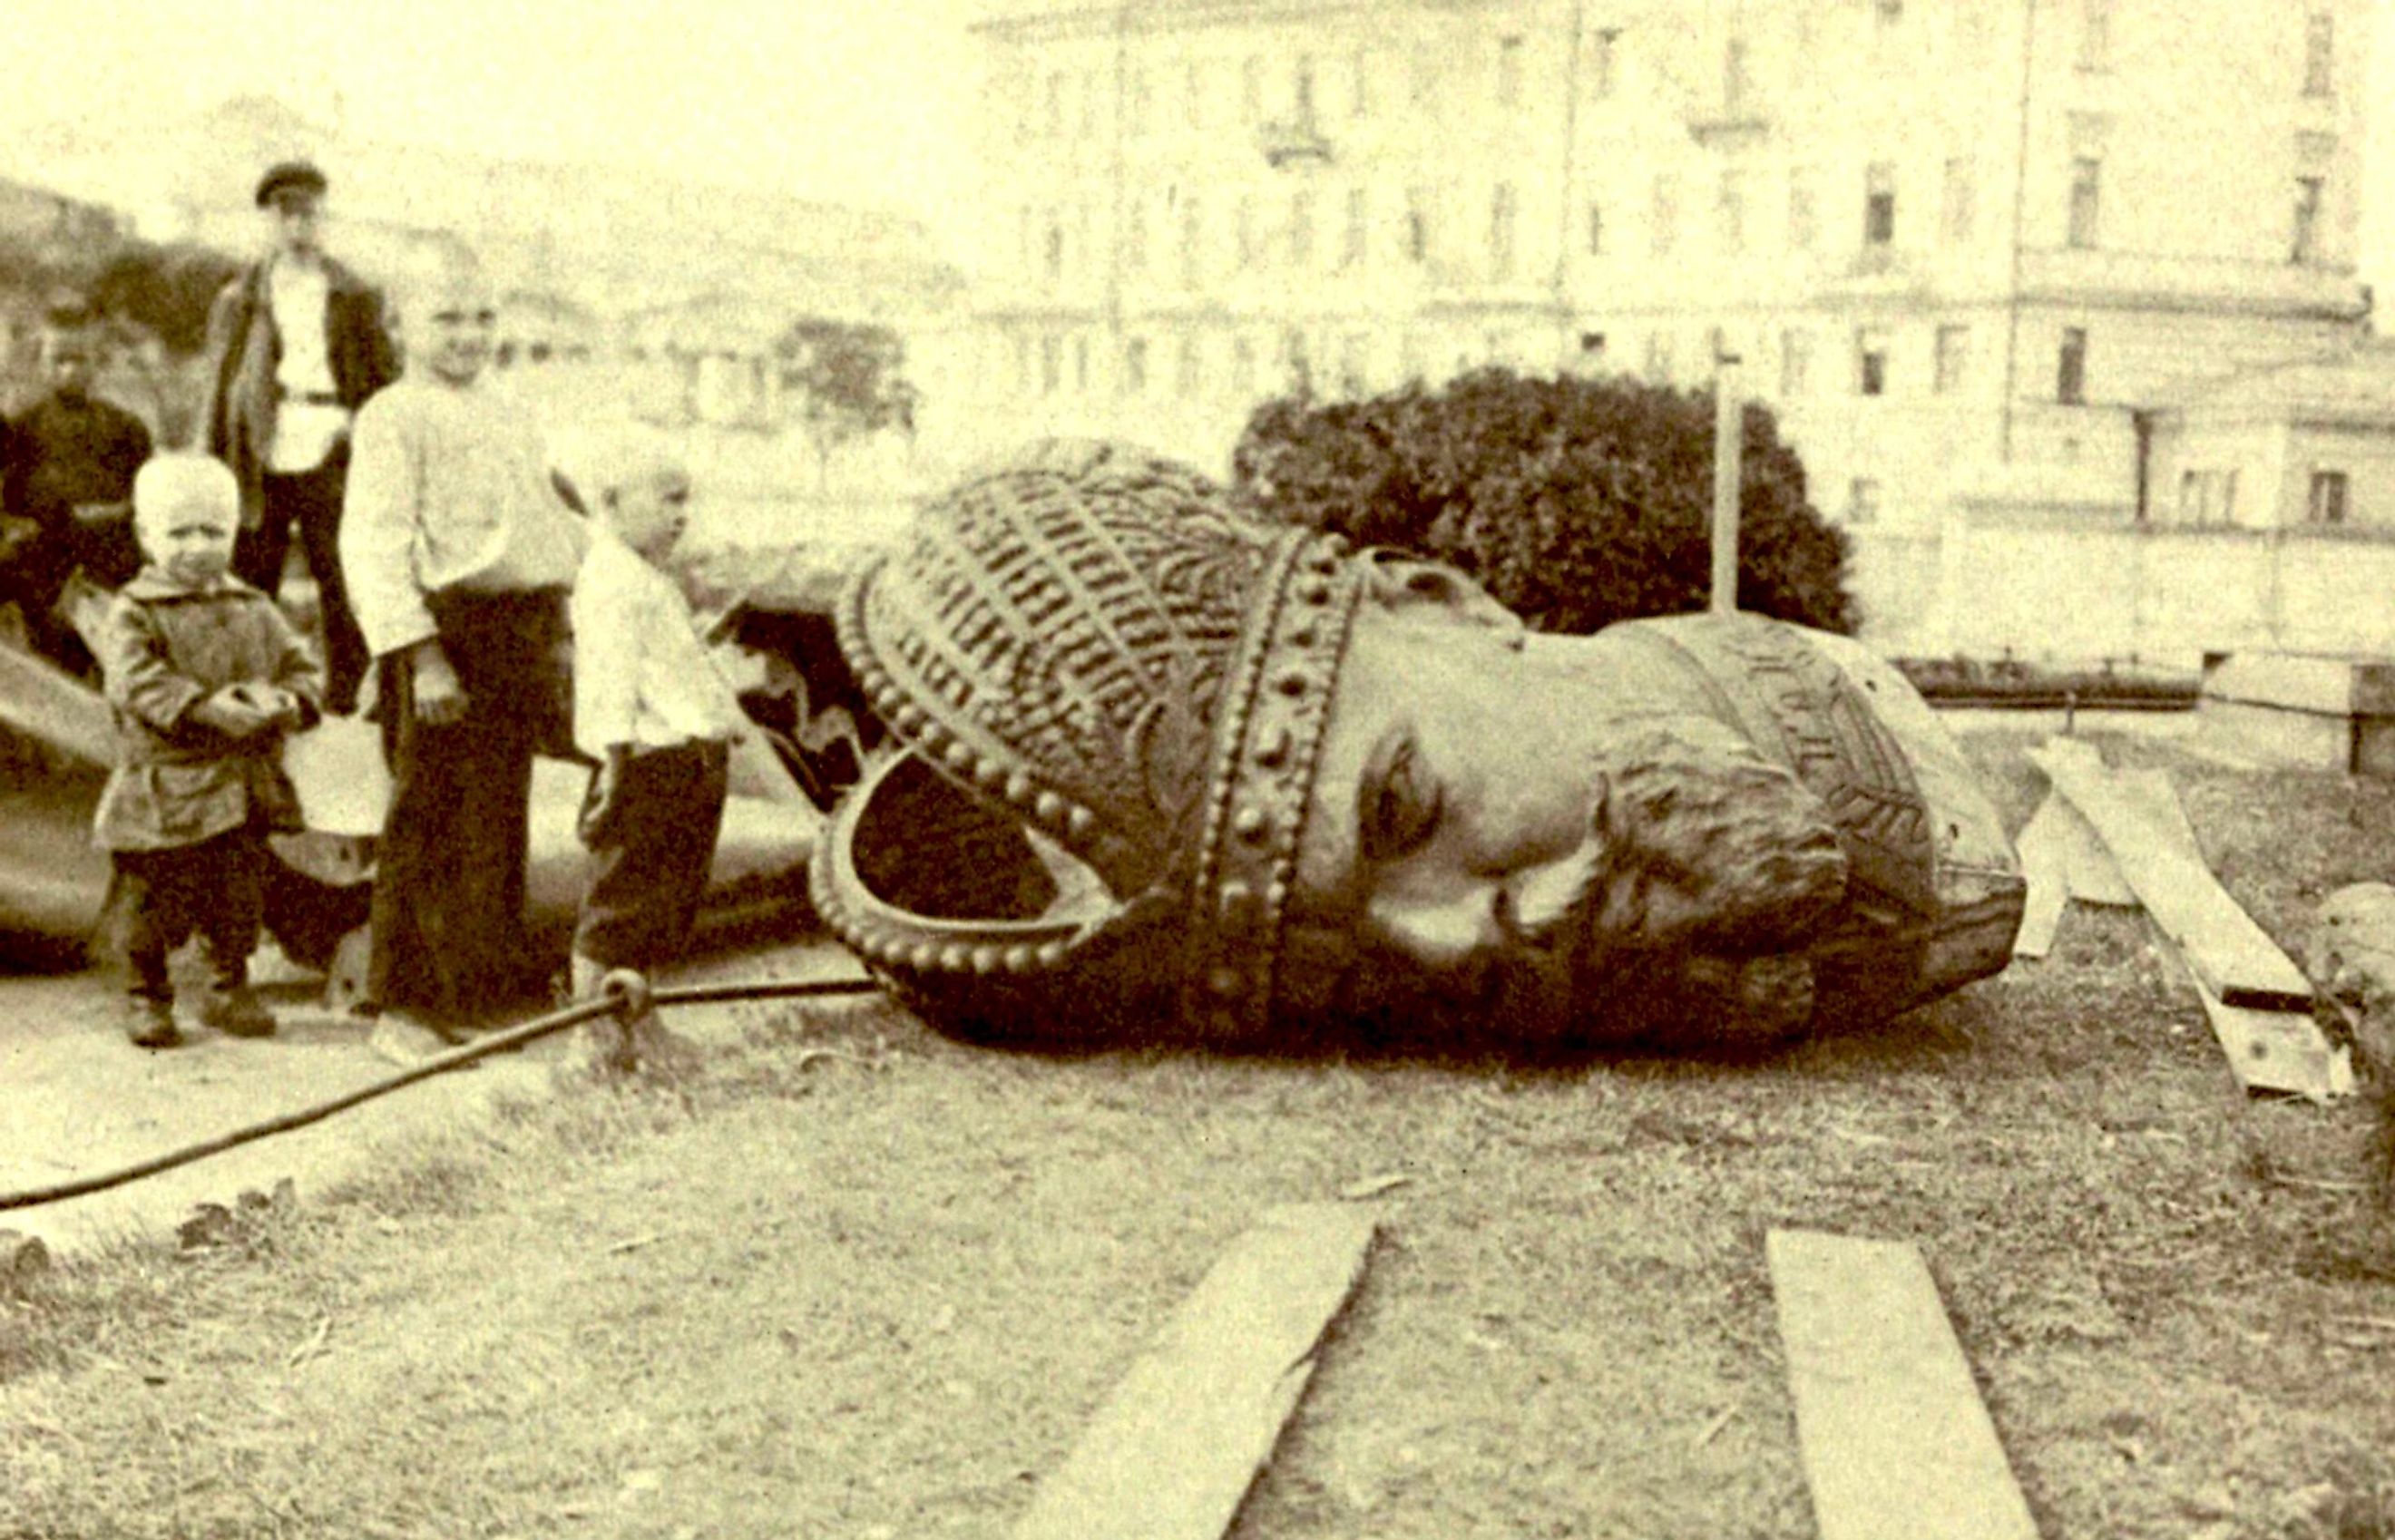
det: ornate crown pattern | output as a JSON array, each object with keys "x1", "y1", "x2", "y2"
[{"x1": 821, "y1": 441, "x2": 1364, "y2": 1044}]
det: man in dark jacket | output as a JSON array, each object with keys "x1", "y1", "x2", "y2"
[{"x1": 200, "y1": 160, "x2": 397, "y2": 714}]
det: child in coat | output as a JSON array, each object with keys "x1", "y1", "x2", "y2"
[{"x1": 93, "y1": 454, "x2": 321, "y2": 1048}]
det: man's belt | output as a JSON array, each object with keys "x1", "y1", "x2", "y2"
[{"x1": 277, "y1": 388, "x2": 345, "y2": 406}]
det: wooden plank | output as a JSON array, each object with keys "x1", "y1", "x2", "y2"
[
  {"x1": 2010, "y1": 800, "x2": 2069, "y2": 960},
  {"x1": 2030, "y1": 740, "x2": 2312, "y2": 1010},
  {"x1": 2013, "y1": 792, "x2": 2135, "y2": 958},
  {"x1": 2113, "y1": 767, "x2": 2207, "y2": 869},
  {"x1": 2049, "y1": 797, "x2": 2136, "y2": 908},
  {"x1": 2190, "y1": 970, "x2": 2352, "y2": 1105},
  {"x1": 1769, "y1": 1229, "x2": 2039, "y2": 1540},
  {"x1": 2044, "y1": 742, "x2": 2343, "y2": 1097},
  {"x1": 1012, "y1": 1203, "x2": 1377, "y2": 1540}
]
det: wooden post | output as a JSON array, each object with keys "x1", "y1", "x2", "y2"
[{"x1": 1711, "y1": 348, "x2": 1743, "y2": 614}]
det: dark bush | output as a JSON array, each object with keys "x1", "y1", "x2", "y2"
[
  {"x1": 92, "y1": 241, "x2": 244, "y2": 357},
  {"x1": 0, "y1": 229, "x2": 102, "y2": 310},
  {"x1": 1229, "y1": 367, "x2": 1855, "y2": 636}
]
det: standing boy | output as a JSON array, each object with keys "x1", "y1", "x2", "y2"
[
  {"x1": 340, "y1": 251, "x2": 585, "y2": 1060},
  {"x1": 93, "y1": 454, "x2": 321, "y2": 1048},
  {"x1": 1, "y1": 299, "x2": 152, "y2": 677},
  {"x1": 567, "y1": 442, "x2": 739, "y2": 1017},
  {"x1": 200, "y1": 160, "x2": 398, "y2": 714}
]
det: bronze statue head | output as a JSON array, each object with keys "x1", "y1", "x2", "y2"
[{"x1": 816, "y1": 442, "x2": 2023, "y2": 1054}]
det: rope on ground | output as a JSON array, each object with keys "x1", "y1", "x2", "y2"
[{"x1": 0, "y1": 975, "x2": 880, "y2": 1214}]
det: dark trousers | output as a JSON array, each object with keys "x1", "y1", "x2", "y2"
[
  {"x1": 112, "y1": 823, "x2": 267, "y2": 1003},
  {"x1": 233, "y1": 453, "x2": 367, "y2": 715},
  {"x1": 7, "y1": 563, "x2": 96, "y2": 679},
  {"x1": 573, "y1": 740, "x2": 729, "y2": 972},
  {"x1": 367, "y1": 590, "x2": 567, "y2": 1021}
]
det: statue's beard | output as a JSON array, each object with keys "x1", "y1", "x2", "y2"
[{"x1": 1319, "y1": 716, "x2": 1852, "y2": 1055}]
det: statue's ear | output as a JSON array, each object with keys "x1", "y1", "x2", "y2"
[{"x1": 1362, "y1": 551, "x2": 1524, "y2": 645}]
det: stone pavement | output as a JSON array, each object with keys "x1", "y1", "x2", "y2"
[{"x1": 0, "y1": 935, "x2": 870, "y2": 1258}]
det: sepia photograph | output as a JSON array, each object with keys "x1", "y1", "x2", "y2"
[{"x1": 3, "y1": 2, "x2": 2395, "y2": 1535}]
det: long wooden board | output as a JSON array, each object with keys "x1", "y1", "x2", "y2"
[
  {"x1": 2190, "y1": 970, "x2": 2352, "y2": 1104},
  {"x1": 2013, "y1": 790, "x2": 2142, "y2": 959},
  {"x1": 2030, "y1": 739, "x2": 2312, "y2": 1010},
  {"x1": 1769, "y1": 1229, "x2": 2039, "y2": 1540},
  {"x1": 2048, "y1": 796, "x2": 2136, "y2": 908},
  {"x1": 2010, "y1": 800, "x2": 2070, "y2": 960},
  {"x1": 1012, "y1": 1203, "x2": 1378, "y2": 1540},
  {"x1": 2112, "y1": 765, "x2": 2209, "y2": 870}
]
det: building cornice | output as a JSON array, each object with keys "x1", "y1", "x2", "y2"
[
  {"x1": 1560, "y1": 288, "x2": 2367, "y2": 326},
  {"x1": 2016, "y1": 287, "x2": 2370, "y2": 324},
  {"x1": 975, "y1": 0, "x2": 1514, "y2": 43},
  {"x1": 970, "y1": 4, "x2": 1119, "y2": 43}
]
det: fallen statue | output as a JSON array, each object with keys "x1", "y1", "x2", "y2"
[{"x1": 815, "y1": 441, "x2": 2025, "y2": 1053}]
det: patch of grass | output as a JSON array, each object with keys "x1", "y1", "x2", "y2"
[{"x1": 2, "y1": 734, "x2": 2393, "y2": 1538}]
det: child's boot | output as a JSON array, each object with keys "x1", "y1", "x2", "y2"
[
  {"x1": 124, "y1": 995, "x2": 181, "y2": 1050},
  {"x1": 199, "y1": 982, "x2": 278, "y2": 1038}
]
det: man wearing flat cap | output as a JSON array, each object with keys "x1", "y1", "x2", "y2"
[{"x1": 200, "y1": 159, "x2": 397, "y2": 714}]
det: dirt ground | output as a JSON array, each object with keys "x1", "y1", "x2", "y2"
[
  {"x1": 3, "y1": 726, "x2": 2393, "y2": 1539},
  {"x1": 0, "y1": 930, "x2": 855, "y2": 1258}
]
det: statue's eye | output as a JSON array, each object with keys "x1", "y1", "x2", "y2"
[{"x1": 1362, "y1": 733, "x2": 1442, "y2": 864}]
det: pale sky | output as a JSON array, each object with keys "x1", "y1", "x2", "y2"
[
  {"x1": 4, "y1": 0, "x2": 2395, "y2": 298},
  {"x1": 0, "y1": 0, "x2": 990, "y2": 250}
]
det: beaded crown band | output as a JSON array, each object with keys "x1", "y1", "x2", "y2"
[
  {"x1": 816, "y1": 443, "x2": 1364, "y2": 1044},
  {"x1": 1180, "y1": 529, "x2": 1364, "y2": 1042}
]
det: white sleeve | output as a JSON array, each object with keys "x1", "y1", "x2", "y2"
[
  {"x1": 572, "y1": 548, "x2": 642, "y2": 757},
  {"x1": 338, "y1": 398, "x2": 438, "y2": 658}
]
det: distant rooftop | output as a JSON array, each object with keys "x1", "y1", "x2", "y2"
[
  {"x1": 2155, "y1": 351, "x2": 2395, "y2": 421},
  {"x1": 1, "y1": 94, "x2": 961, "y2": 325}
]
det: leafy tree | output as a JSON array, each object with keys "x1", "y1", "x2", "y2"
[
  {"x1": 775, "y1": 318, "x2": 919, "y2": 486},
  {"x1": 90, "y1": 241, "x2": 244, "y2": 357},
  {"x1": 1230, "y1": 367, "x2": 1855, "y2": 636},
  {"x1": 0, "y1": 230, "x2": 96, "y2": 308}
]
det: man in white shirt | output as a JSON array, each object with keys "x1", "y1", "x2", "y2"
[{"x1": 200, "y1": 161, "x2": 398, "y2": 715}]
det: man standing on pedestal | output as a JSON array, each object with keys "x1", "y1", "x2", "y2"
[{"x1": 200, "y1": 160, "x2": 398, "y2": 715}]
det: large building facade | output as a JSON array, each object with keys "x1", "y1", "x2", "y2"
[{"x1": 962, "y1": 0, "x2": 2375, "y2": 654}]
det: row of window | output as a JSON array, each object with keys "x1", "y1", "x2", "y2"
[
  {"x1": 2081, "y1": 2, "x2": 2336, "y2": 93},
  {"x1": 1012, "y1": 151, "x2": 2333, "y2": 292},
  {"x1": 1706, "y1": 2, "x2": 2336, "y2": 112},
  {"x1": 1016, "y1": 181, "x2": 1527, "y2": 288},
  {"x1": 1608, "y1": 159, "x2": 2331, "y2": 267},
  {"x1": 993, "y1": 324, "x2": 1544, "y2": 404},
  {"x1": 1845, "y1": 464, "x2": 2354, "y2": 529},
  {"x1": 985, "y1": 316, "x2": 2097, "y2": 414},
  {"x1": 1607, "y1": 320, "x2": 2090, "y2": 405},
  {"x1": 996, "y1": 5, "x2": 2339, "y2": 145},
  {"x1": 1001, "y1": 34, "x2": 1536, "y2": 146},
  {"x1": 2169, "y1": 466, "x2": 2351, "y2": 526}
]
